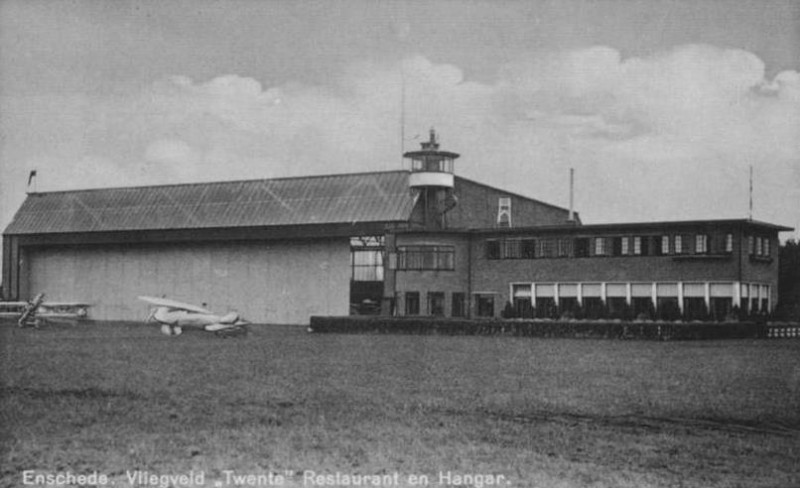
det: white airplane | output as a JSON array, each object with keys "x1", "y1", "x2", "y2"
[{"x1": 138, "y1": 296, "x2": 248, "y2": 337}]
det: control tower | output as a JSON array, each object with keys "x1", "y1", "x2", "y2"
[{"x1": 404, "y1": 129, "x2": 460, "y2": 229}]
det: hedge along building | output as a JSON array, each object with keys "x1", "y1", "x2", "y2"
[{"x1": 2, "y1": 130, "x2": 792, "y2": 323}]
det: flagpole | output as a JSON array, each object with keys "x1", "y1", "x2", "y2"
[
  {"x1": 27, "y1": 169, "x2": 38, "y2": 194},
  {"x1": 749, "y1": 165, "x2": 753, "y2": 221}
]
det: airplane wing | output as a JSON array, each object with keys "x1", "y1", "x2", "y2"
[{"x1": 137, "y1": 296, "x2": 214, "y2": 315}]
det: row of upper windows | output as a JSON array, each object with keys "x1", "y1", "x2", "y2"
[
  {"x1": 485, "y1": 233, "x2": 771, "y2": 259},
  {"x1": 396, "y1": 246, "x2": 455, "y2": 270},
  {"x1": 404, "y1": 291, "x2": 466, "y2": 316},
  {"x1": 392, "y1": 233, "x2": 772, "y2": 266}
]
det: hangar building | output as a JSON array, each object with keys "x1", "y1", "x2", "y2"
[{"x1": 2, "y1": 131, "x2": 792, "y2": 323}]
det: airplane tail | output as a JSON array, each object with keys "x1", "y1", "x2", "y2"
[{"x1": 219, "y1": 312, "x2": 239, "y2": 324}]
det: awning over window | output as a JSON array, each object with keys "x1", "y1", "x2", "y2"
[
  {"x1": 710, "y1": 283, "x2": 733, "y2": 297},
  {"x1": 683, "y1": 283, "x2": 705, "y2": 297},
  {"x1": 512, "y1": 284, "x2": 532, "y2": 298},
  {"x1": 582, "y1": 283, "x2": 602, "y2": 297},
  {"x1": 657, "y1": 283, "x2": 679, "y2": 297},
  {"x1": 535, "y1": 284, "x2": 555, "y2": 297},
  {"x1": 606, "y1": 283, "x2": 627, "y2": 297},
  {"x1": 558, "y1": 283, "x2": 578, "y2": 297},
  {"x1": 631, "y1": 283, "x2": 653, "y2": 297}
]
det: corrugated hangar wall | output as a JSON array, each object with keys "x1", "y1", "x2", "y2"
[{"x1": 25, "y1": 239, "x2": 351, "y2": 324}]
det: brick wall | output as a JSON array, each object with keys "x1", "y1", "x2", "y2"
[
  {"x1": 393, "y1": 233, "x2": 470, "y2": 316},
  {"x1": 470, "y1": 223, "x2": 783, "y2": 315},
  {"x1": 444, "y1": 177, "x2": 572, "y2": 229}
]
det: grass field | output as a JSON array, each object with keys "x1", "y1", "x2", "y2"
[{"x1": 1, "y1": 321, "x2": 799, "y2": 488}]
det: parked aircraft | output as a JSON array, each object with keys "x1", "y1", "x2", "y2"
[{"x1": 138, "y1": 296, "x2": 248, "y2": 337}]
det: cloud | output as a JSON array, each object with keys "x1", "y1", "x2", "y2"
[
  {"x1": 2, "y1": 45, "x2": 798, "y2": 240},
  {"x1": 492, "y1": 45, "x2": 798, "y2": 225}
]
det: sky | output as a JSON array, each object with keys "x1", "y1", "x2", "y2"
[{"x1": 1, "y1": 0, "x2": 799, "y2": 244}]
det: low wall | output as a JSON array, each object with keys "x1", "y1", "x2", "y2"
[{"x1": 309, "y1": 316, "x2": 771, "y2": 340}]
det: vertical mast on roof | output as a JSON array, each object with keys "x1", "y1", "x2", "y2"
[
  {"x1": 749, "y1": 165, "x2": 753, "y2": 221},
  {"x1": 400, "y1": 67, "x2": 406, "y2": 169}
]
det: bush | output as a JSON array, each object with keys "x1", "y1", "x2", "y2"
[
  {"x1": 657, "y1": 300, "x2": 682, "y2": 321},
  {"x1": 520, "y1": 302, "x2": 535, "y2": 319},
  {"x1": 683, "y1": 301, "x2": 709, "y2": 322},
  {"x1": 636, "y1": 302, "x2": 656, "y2": 321},
  {"x1": 573, "y1": 303, "x2": 586, "y2": 320},
  {"x1": 727, "y1": 305, "x2": 741, "y2": 322},
  {"x1": 501, "y1": 301, "x2": 516, "y2": 319},
  {"x1": 609, "y1": 302, "x2": 633, "y2": 321},
  {"x1": 309, "y1": 316, "x2": 767, "y2": 340},
  {"x1": 774, "y1": 300, "x2": 800, "y2": 322}
]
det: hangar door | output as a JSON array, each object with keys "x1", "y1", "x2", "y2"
[{"x1": 25, "y1": 239, "x2": 351, "y2": 324}]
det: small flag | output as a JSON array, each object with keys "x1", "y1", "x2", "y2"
[{"x1": 27, "y1": 170, "x2": 37, "y2": 187}]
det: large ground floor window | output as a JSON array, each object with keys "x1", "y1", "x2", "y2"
[
  {"x1": 606, "y1": 297, "x2": 628, "y2": 319},
  {"x1": 559, "y1": 297, "x2": 579, "y2": 315},
  {"x1": 451, "y1": 293, "x2": 466, "y2": 317},
  {"x1": 632, "y1": 297, "x2": 654, "y2": 319},
  {"x1": 683, "y1": 297, "x2": 708, "y2": 321},
  {"x1": 583, "y1": 297, "x2": 605, "y2": 319},
  {"x1": 502, "y1": 281, "x2": 770, "y2": 321},
  {"x1": 405, "y1": 292, "x2": 420, "y2": 316},
  {"x1": 476, "y1": 295, "x2": 495, "y2": 318},
  {"x1": 427, "y1": 292, "x2": 445, "y2": 316},
  {"x1": 535, "y1": 297, "x2": 556, "y2": 318},
  {"x1": 710, "y1": 297, "x2": 733, "y2": 321},
  {"x1": 512, "y1": 297, "x2": 534, "y2": 318},
  {"x1": 656, "y1": 297, "x2": 681, "y2": 321}
]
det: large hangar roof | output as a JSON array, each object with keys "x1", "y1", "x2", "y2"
[{"x1": 5, "y1": 171, "x2": 416, "y2": 235}]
